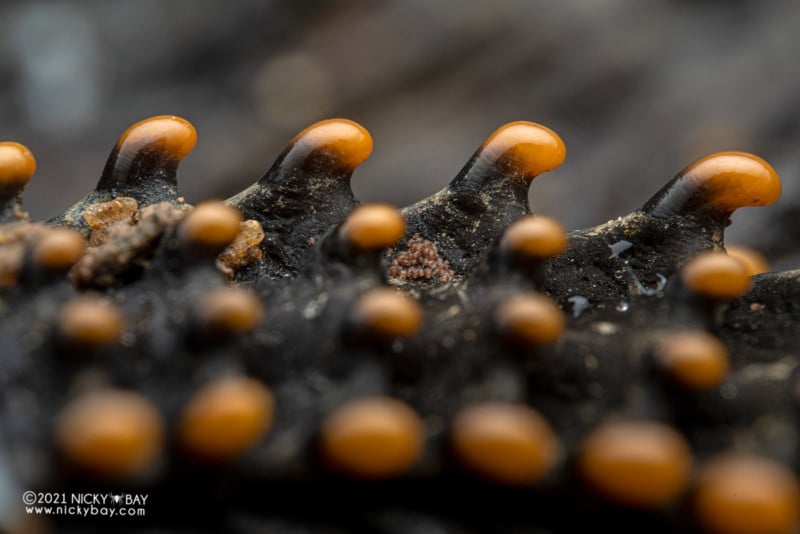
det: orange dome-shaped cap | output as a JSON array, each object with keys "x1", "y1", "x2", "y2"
[
  {"x1": 98, "y1": 115, "x2": 196, "y2": 193},
  {"x1": 681, "y1": 251, "x2": 751, "y2": 299},
  {"x1": 694, "y1": 454, "x2": 800, "y2": 534},
  {"x1": 180, "y1": 202, "x2": 243, "y2": 250},
  {"x1": 283, "y1": 118, "x2": 373, "y2": 173},
  {"x1": 0, "y1": 142, "x2": 36, "y2": 192},
  {"x1": 319, "y1": 396, "x2": 424, "y2": 479},
  {"x1": 645, "y1": 152, "x2": 781, "y2": 217},
  {"x1": 339, "y1": 204, "x2": 406, "y2": 250},
  {"x1": 478, "y1": 122, "x2": 566, "y2": 183},
  {"x1": 451, "y1": 402, "x2": 559, "y2": 486},
  {"x1": 56, "y1": 390, "x2": 164, "y2": 479}
]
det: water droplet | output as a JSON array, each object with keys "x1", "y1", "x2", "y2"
[
  {"x1": 608, "y1": 239, "x2": 633, "y2": 259},
  {"x1": 567, "y1": 295, "x2": 591, "y2": 318},
  {"x1": 720, "y1": 383, "x2": 738, "y2": 400},
  {"x1": 592, "y1": 322, "x2": 619, "y2": 335}
]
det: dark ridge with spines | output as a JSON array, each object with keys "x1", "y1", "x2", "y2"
[{"x1": 1, "y1": 115, "x2": 797, "y2": 534}]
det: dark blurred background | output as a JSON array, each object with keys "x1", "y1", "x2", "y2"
[{"x1": 2, "y1": 0, "x2": 800, "y2": 266}]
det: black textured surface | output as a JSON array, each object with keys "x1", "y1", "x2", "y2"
[{"x1": 2, "y1": 114, "x2": 800, "y2": 532}]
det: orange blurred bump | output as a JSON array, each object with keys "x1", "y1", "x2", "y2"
[
  {"x1": 180, "y1": 202, "x2": 243, "y2": 248},
  {"x1": 115, "y1": 115, "x2": 197, "y2": 162},
  {"x1": 58, "y1": 296, "x2": 125, "y2": 347},
  {"x1": 452, "y1": 402, "x2": 559, "y2": 486},
  {"x1": 501, "y1": 214, "x2": 568, "y2": 259},
  {"x1": 32, "y1": 229, "x2": 85, "y2": 271},
  {"x1": 694, "y1": 454, "x2": 800, "y2": 534},
  {"x1": 56, "y1": 390, "x2": 164, "y2": 478},
  {"x1": 682, "y1": 251, "x2": 751, "y2": 299},
  {"x1": 726, "y1": 245, "x2": 770, "y2": 276},
  {"x1": 0, "y1": 243, "x2": 24, "y2": 287},
  {"x1": 339, "y1": 203, "x2": 405, "y2": 250},
  {"x1": 0, "y1": 142, "x2": 36, "y2": 190},
  {"x1": 353, "y1": 287, "x2": 423, "y2": 338},
  {"x1": 655, "y1": 331, "x2": 729, "y2": 390},
  {"x1": 199, "y1": 287, "x2": 264, "y2": 334},
  {"x1": 179, "y1": 377, "x2": 274, "y2": 461},
  {"x1": 292, "y1": 118, "x2": 373, "y2": 171},
  {"x1": 578, "y1": 420, "x2": 692, "y2": 508},
  {"x1": 479, "y1": 122, "x2": 566, "y2": 182},
  {"x1": 682, "y1": 152, "x2": 781, "y2": 212},
  {"x1": 495, "y1": 293, "x2": 565, "y2": 345},
  {"x1": 320, "y1": 396, "x2": 424, "y2": 479}
]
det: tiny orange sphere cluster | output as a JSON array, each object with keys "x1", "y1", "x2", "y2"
[{"x1": 388, "y1": 234, "x2": 455, "y2": 282}]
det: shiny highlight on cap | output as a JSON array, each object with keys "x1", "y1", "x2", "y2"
[
  {"x1": 179, "y1": 377, "x2": 274, "y2": 461},
  {"x1": 578, "y1": 420, "x2": 692, "y2": 508},
  {"x1": 319, "y1": 396, "x2": 424, "y2": 479},
  {"x1": 682, "y1": 251, "x2": 751, "y2": 299},
  {"x1": 451, "y1": 402, "x2": 559, "y2": 486},
  {"x1": 56, "y1": 390, "x2": 164, "y2": 478},
  {"x1": 339, "y1": 204, "x2": 406, "y2": 250}
]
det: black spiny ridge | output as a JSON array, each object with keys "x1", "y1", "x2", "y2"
[{"x1": 1, "y1": 116, "x2": 798, "y2": 534}]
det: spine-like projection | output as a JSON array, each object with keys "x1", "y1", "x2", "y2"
[
  {"x1": 52, "y1": 115, "x2": 197, "y2": 232},
  {"x1": 642, "y1": 152, "x2": 781, "y2": 219},
  {"x1": 227, "y1": 118, "x2": 373, "y2": 280},
  {"x1": 2, "y1": 115, "x2": 799, "y2": 534},
  {"x1": 391, "y1": 121, "x2": 566, "y2": 283}
]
